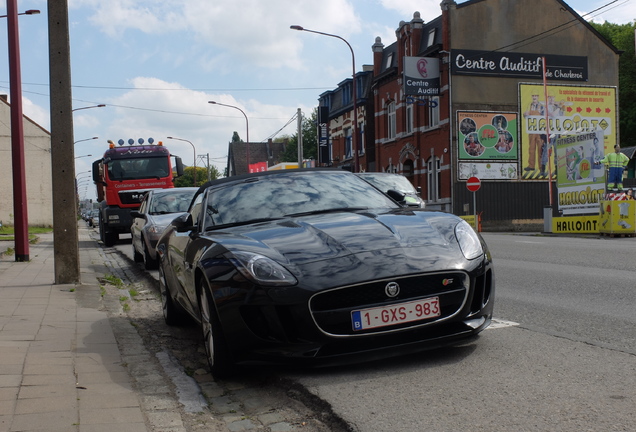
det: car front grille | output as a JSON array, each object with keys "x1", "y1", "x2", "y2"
[{"x1": 309, "y1": 272, "x2": 469, "y2": 336}]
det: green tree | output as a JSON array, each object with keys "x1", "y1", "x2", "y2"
[
  {"x1": 280, "y1": 108, "x2": 318, "y2": 164},
  {"x1": 590, "y1": 21, "x2": 636, "y2": 141},
  {"x1": 174, "y1": 165, "x2": 221, "y2": 187}
]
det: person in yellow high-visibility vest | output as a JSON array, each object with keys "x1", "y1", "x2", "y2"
[{"x1": 599, "y1": 144, "x2": 630, "y2": 191}]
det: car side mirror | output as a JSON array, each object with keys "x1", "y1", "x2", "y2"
[
  {"x1": 173, "y1": 213, "x2": 196, "y2": 233},
  {"x1": 386, "y1": 189, "x2": 406, "y2": 204}
]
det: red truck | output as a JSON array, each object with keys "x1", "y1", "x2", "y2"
[{"x1": 92, "y1": 138, "x2": 184, "y2": 246}]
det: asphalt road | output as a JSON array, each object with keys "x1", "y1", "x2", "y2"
[
  {"x1": 112, "y1": 230, "x2": 636, "y2": 432},
  {"x1": 284, "y1": 233, "x2": 636, "y2": 431}
]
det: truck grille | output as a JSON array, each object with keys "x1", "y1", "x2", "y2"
[{"x1": 119, "y1": 190, "x2": 146, "y2": 205}]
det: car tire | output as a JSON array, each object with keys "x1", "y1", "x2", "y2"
[
  {"x1": 132, "y1": 239, "x2": 143, "y2": 263},
  {"x1": 159, "y1": 265, "x2": 187, "y2": 326},
  {"x1": 198, "y1": 279, "x2": 234, "y2": 378},
  {"x1": 143, "y1": 241, "x2": 159, "y2": 270}
]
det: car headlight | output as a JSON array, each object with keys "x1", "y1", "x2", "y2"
[
  {"x1": 230, "y1": 251, "x2": 298, "y2": 286},
  {"x1": 148, "y1": 225, "x2": 167, "y2": 234},
  {"x1": 455, "y1": 220, "x2": 483, "y2": 260}
]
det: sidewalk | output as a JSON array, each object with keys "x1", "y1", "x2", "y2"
[{"x1": 0, "y1": 225, "x2": 149, "y2": 432}]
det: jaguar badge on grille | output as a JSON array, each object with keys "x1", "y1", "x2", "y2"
[{"x1": 385, "y1": 282, "x2": 400, "y2": 298}]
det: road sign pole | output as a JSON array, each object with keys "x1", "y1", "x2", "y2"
[{"x1": 466, "y1": 176, "x2": 481, "y2": 231}]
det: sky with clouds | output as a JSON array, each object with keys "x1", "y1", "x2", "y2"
[{"x1": 0, "y1": 0, "x2": 634, "y2": 201}]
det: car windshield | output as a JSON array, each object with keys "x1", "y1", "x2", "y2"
[
  {"x1": 202, "y1": 170, "x2": 399, "y2": 227},
  {"x1": 357, "y1": 173, "x2": 417, "y2": 194},
  {"x1": 150, "y1": 190, "x2": 196, "y2": 214}
]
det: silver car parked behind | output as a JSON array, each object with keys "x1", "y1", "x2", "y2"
[{"x1": 131, "y1": 187, "x2": 198, "y2": 270}]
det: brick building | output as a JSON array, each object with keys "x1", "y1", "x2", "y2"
[{"x1": 318, "y1": 0, "x2": 621, "y2": 229}]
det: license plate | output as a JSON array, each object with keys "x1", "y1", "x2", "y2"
[{"x1": 351, "y1": 297, "x2": 440, "y2": 331}]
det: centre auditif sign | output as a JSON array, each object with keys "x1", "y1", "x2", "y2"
[{"x1": 403, "y1": 56, "x2": 440, "y2": 96}]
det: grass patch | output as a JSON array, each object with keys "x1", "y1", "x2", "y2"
[
  {"x1": 103, "y1": 274, "x2": 124, "y2": 288},
  {"x1": 0, "y1": 227, "x2": 53, "y2": 242}
]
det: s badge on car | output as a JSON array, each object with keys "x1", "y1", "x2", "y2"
[{"x1": 385, "y1": 282, "x2": 400, "y2": 298}]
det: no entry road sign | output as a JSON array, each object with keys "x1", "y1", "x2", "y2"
[{"x1": 466, "y1": 176, "x2": 481, "y2": 192}]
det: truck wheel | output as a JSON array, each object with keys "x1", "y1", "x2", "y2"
[
  {"x1": 103, "y1": 231, "x2": 118, "y2": 247},
  {"x1": 98, "y1": 217, "x2": 106, "y2": 243}
]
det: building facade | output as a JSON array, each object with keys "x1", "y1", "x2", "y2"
[
  {"x1": 319, "y1": 0, "x2": 621, "y2": 229},
  {"x1": 0, "y1": 97, "x2": 53, "y2": 227}
]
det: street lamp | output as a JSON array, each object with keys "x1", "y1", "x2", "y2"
[
  {"x1": 75, "y1": 154, "x2": 92, "y2": 159},
  {"x1": 166, "y1": 136, "x2": 197, "y2": 186},
  {"x1": 0, "y1": 8, "x2": 40, "y2": 18},
  {"x1": 4, "y1": 5, "x2": 40, "y2": 261},
  {"x1": 290, "y1": 25, "x2": 359, "y2": 173},
  {"x1": 74, "y1": 136, "x2": 98, "y2": 145},
  {"x1": 208, "y1": 101, "x2": 250, "y2": 173},
  {"x1": 72, "y1": 104, "x2": 105, "y2": 112}
]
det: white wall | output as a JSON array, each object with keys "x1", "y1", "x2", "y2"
[{"x1": 0, "y1": 99, "x2": 53, "y2": 227}]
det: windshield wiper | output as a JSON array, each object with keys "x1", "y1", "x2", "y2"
[{"x1": 285, "y1": 207, "x2": 368, "y2": 217}]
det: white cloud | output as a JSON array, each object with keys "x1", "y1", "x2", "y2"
[
  {"x1": 22, "y1": 97, "x2": 49, "y2": 130},
  {"x1": 378, "y1": 0, "x2": 440, "y2": 21}
]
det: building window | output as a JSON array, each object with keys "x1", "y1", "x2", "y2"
[
  {"x1": 429, "y1": 96, "x2": 440, "y2": 128},
  {"x1": 345, "y1": 127, "x2": 353, "y2": 159},
  {"x1": 343, "y1": 83, "x2": 351, "y2": 106},
  {"x1": 405, "y1": 102, "x2": 413, "y2": 134},
  {"x1": 386, "y1": 53, "x2": 393, "y2": 69},
  {"x1": 427, "y1": 29, "x2": 436, "y2": 47},
  {"x1": 358, "y1": 122, "x2": 365, "y2": 155},
  {"x1": 387, "y1": 101, "x2": 396, "y2": 140}
]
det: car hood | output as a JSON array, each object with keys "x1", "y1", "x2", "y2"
[
  {"x1": 150, "y1": 212, "x2": 187, "y2": 227},
  {"x1": 203, "y1": 209, "x2": 478, "y2": 286}
]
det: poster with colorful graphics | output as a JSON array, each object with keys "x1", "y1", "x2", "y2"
[
  {"x1": 457, "y1": 111, "x2": 518, "y2": 161},
  {"x1": 519, "y1": 83, "x2": 617, "y2": 181},
  {"x1": 555, "y1": 130, "x2": 606, "y2": 215},
  {"x1": 458, "y1": 162, "x2": 518, "y2": 180}
]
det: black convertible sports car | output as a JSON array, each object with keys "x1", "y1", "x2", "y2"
[{"x1": 156, "y1": 168, "x2": 494, "y2": 376}]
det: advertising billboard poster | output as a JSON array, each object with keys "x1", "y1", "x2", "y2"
[
  {"x1": 599, "y1": 200, "x2": 636, "y2": 234},
  {"x1": 458, "y1": 162, "x2": 518, "y2": 180},
  {"x1": 519, "y1": 83, "x2": 617, "y2": 181},
  {"x1": 457, "y1": 111, "x2": 518, "y2": 161},
  {"x1": 555, "y1": 130, "x2": 606, "y2": 215}
]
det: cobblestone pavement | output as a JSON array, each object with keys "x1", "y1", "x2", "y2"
[{"x1": 82, "y1": 226, "x2": 352, "y2": 432}]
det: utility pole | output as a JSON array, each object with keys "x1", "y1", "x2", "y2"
[
  {"x1": 297, "y1": 108, "x2": 303, "y2": 168},
  {"x1": 197, "y1": 153, "x2": 211, "y2": 182},
  {"x1": 49, "y1": 0, "x2": 80, "y2": 283}
]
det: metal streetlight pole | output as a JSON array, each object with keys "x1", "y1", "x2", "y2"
[
  {"x1": 74, "y1": 154, "x2": 92, "y2": 159},
  {"x1": 166, "y1": 136, "x2": 197, "y2": 186},
  {"x1": 290, "y1": 25, "x2": 359, "y2": 173},
  {"x1": 208, "y1": 101, "x2": 250, "y2": 173},
  {"x1": 4, "y1": 6, "x2": 40, "y2": 261}
]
